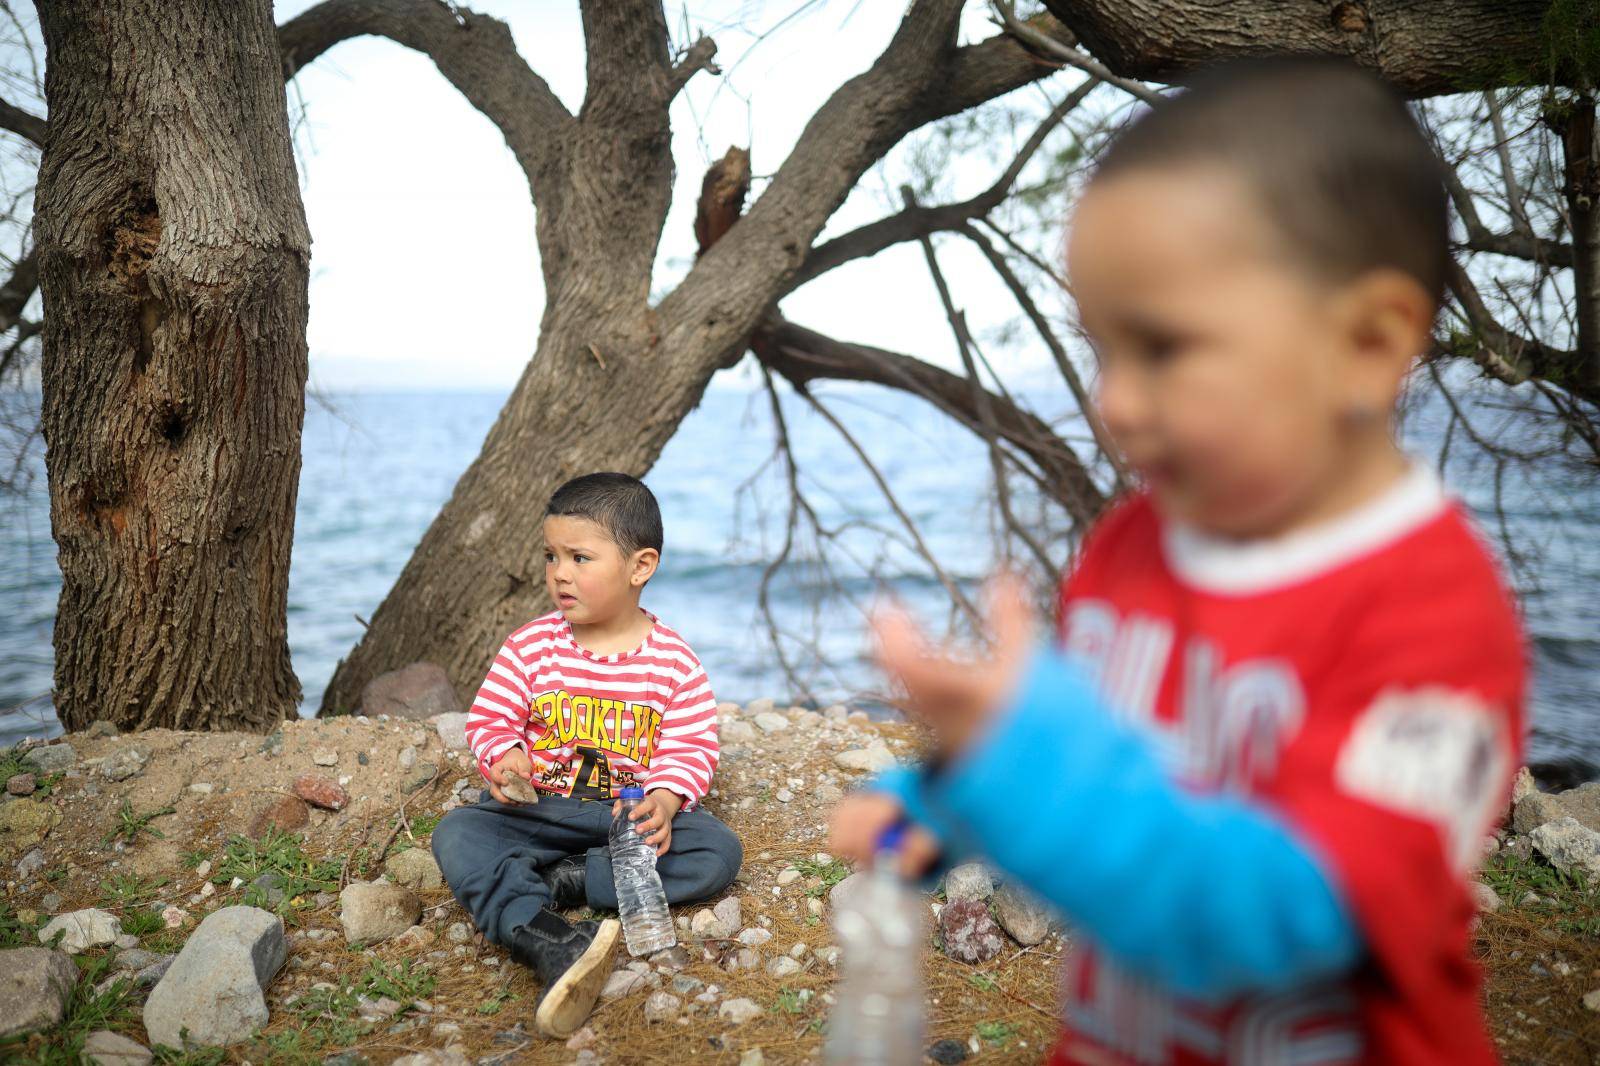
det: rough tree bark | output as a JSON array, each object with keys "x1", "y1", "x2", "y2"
[
  {"x1": 1034, "y1": 0, "x2": 1559, "y2": 98},
  {"x1": 36, "y1": 0, "x2": 311, "y2": 731}
]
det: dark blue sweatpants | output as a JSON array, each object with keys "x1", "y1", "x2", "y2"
[{"x1": 431, "y1": 794, "x2": 743, "y2": 945}]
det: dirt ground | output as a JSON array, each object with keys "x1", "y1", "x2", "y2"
[{"x1": 4, "y1": 706, "x2": 1598, "y2": 1064}]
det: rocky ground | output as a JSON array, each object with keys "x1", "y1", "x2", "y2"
[
  {"x1": 5, "y1": 695, "x2": 1600, "y2": 1064},
  {"x1": 0, "y1": 697, "x2": 1062, "y2": 1065}
]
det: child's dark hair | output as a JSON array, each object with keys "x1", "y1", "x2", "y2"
[
  {"x1": 1094, "y1": 57, "x2": 1450, "y2": 306},
  {"x1": 545, "y1": 472, "x2": 663, "y2": 555}
]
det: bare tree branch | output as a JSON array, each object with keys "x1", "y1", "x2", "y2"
[
  {"x1": 990, "y1": 1, "x2": 1163, "y2": 106},
  {"x1": 756, "y1": 316, "x2": 1105, "y2": 523},
  {"x1": 0, "y1": 93, "x2": 44, "y2": 147},
  {"x1": 0, "y1": 246, "x2": 36, "y2": 334},
  {"x1": 666, "y1": 34, "x2": 719, "y2": 100},
  {"x1": 1441, "y1": 258, "x2": 1598, "y2": 406},
  {"x1": 277, "y1": 0, "x2": 572, "y2": 178},
  {"x1": 790, "y1": 74, "x2": 1098, "y2": 291},
  {"x1": 1554, "y1": 95, "x2": 1599, "y2": 394}
]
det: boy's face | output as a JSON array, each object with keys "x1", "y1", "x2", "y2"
[
  {"x1": 1067, "y1": 167, "x2": 1415, "y2": 538},
  {"x1": 543, "y1": 515, "x2": 657, "y2": 628}
]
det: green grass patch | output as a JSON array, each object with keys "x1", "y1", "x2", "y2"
[
  {"x1": 795, "y1": 855, "x2": 850, "y2": 899},
  {"x1": 1, "y1": 901, "x2": 44, "y2": 949},
  {"x1": 215, "y1": 828, "x2": 339, "y2": 895},
  {"x1": 356, "y1": 957, "x2": 435, "y2": 1005},
  {"x1": 773, "y1": 987, "x2": 811, "y2": 1015},
  {"x1": 0, "y1": 746, "x2": 33, "y2": 791},
  {"x1": 120, "y1": 909, "x2": 166, "y2": 938},
  {"x1": 967, "y1": 972, "x2": 997, "y2": 993},
  {"x1": 1481, "y1": 849, "x2": 1600, "y2": 935},
  {"x1": 102, "y1": 802, "x2": 176, "y2": 846},
  {"x1": 477, "y1": 986, "x2": 514, "y2": 1015},
  {"x1": 99, "y1": 873, "x2": 168, "y2": 907},
  {"x1": 976, "y1": 1019, "x2": 1019, "y2": 1048}
]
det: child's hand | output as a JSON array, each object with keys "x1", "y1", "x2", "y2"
[
  {"x1": 829, "y1": 792, "x2": 942, "y2": 879},
  {"x1": 874, "y1": 573, "x2": 1037, "y2": 755},
  {"x1": 612, "y1": 789, "x2": 683, "y2": 856},
  {"x1": 486, "y1": 747, "x2": 534, "y2": 804}
]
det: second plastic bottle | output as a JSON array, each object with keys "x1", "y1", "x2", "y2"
[{"x1": 609, "y1": 785, "x2": 677, "y2": 956}]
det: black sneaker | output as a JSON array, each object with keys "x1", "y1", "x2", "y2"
[
  {"x1": 507, "y1": 908, "x2": 620, "y2": 1038},
  {"x1": 544, "y1": 854, "x2": 588, "y2": 910}
]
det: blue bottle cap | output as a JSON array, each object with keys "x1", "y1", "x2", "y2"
[{"x1": 619, "y1": 786, "x2": 646, "y2": 800}]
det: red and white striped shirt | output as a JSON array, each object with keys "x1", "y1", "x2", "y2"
[{"x1": 465, "y1": 611, "x2": 720, "y2": 808}]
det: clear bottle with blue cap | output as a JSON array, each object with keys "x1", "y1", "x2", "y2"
[
  {"x1": 826, "y1": 821, "x2": 927, "y2": 1065},
  {"x1": 609, "y1": 785, "x2": 677, "y2": 956}
]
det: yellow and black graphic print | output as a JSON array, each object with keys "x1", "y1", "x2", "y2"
[{"x1": 525, "y1": 690, "x2": 661, "y2": 801}]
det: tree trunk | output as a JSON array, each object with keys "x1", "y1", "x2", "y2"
[{"x1": 36, "y1": 0, "x2": 311, "y2": 732}]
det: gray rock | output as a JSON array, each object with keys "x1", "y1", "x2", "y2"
[
  {"x1": 312, "y1": 750, "x2": 339, "y2": 767},
  {"x1": 399, "y1": 746, "x2": 418, "y2": 771},
  {"x1": 834, "y1": 744, "x2": 895, "y2": 773},
  {"x1": 0, "y1": 947, "x2": 78, "y2": 1037},
  {"x1": 15, "y1": 847, "x2": 44, "y2": 879},
  {"x1": 1511, "y1": 766, "x2": 1536, "y2": 807},
  {"x1": 650, "y1": 945, "x2": 692, "y2": 972},
  {"x1": 444, "y1": 922, "x2": 472, "y2": 944},
  {"x1": 143, "y1": 906, "x2": 285, "y2": 1049},
  {"x1": 391, "y1": 1050, "x2": 470, "y2": 1066},
  {"x1": 992, "y1": 884, "x2": 1052, "y2": 946},
  {"x1": 1471, "y1": 882, "x2": 1502, "y2": 914},
  {"x1": 363, "y1": 662, "x2": 462, "y2": 721},
  {"x1": 670, "y1": 975, "x2": 704, "y2": 996},
  {"x1": 746, "y1": 698, "x2": 777, "y2": 717},
  {"x1": 432, "y1": 712, "x2": 470, "y2": 751},
  {"x1": 601, "y1": 969, "x2": 648, "y2": 1002},
  {"x1": 765, "y1": 955, "x2": 802, "y2": 979},
  {"x1": 340, "y1": 882, "x2": 422, "y2": 943},
  {"x1": 643, "y1": 990, "x2": 680, "y2": 1022},
  {"x1": 82, "y1": 1030, "x2": 152, "y2": 1066},
  {"x1": 387, "y1": 849, "x2": 444, "y2": 891},
  {"x1": 753, "y1": 712, "x2": 790, "y2": 734},
  {"x1": 722, "y1": 948, "x2": 760, "y2": 973},
  {"x1": 23, "y1": 743, "x2": 76, "y2": 774},
  {"x1": 927, "y1": 1038, "x2": 969, "y2": 1064},
  {"x1": 1530, "y1": 817, "x2": 1600, "y2": 878},
  {"x1": 712, "y1": 896, "x2": 742, "y2": 936},
  {"x1": 739, "y1": 1050, "x2": 766, "y2": 1066},
  {"x1": 252, "y1": 872, "x2": 287, "y2": 907},
  {"x1": 737, "y1": 927, "x2": 772, "y2": 947},
  {"x1": 101, "y1": 745, "x2": 149, "y2": 782},
  {"x1": 776, "y1": 868, "x2": 801, "y2": 887},
  {"x1": 1512, "y1": 791, "x2": 1568, "y2": 836},
  {"x1": 719, "y1": 996, "x2": 763, "y2": 1024},
  {"x1": 38, "y1": 908, "x2": 122, "y2": 954},
  {"x1": 7, "y1": 772, "x2": 35, "y2": 796},
  {"x1": 85, "y1": 720, "x2": 119, "y2": 738},
  {"x1": 722, "y1": 721, "x2": 758, "y2": 746},
  {"x1": 939, "y1": 899, "x2": 1005, "y2": 964},
  {"x1": 1556, "y1": 781, "x2": 1600, "y2": 835},
  {"x1": 942, "y1": 864, "x2": 994, "y2": 904}
]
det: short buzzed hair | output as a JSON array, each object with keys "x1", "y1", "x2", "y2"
[
  {"x1": 546, "y1": 473, "x2": 663, "y2": 556},
  {"x1": 1093, "y1": 58, "x2": 1450, "y2": 306}
]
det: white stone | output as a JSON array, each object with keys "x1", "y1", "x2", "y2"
[
  {"x1": 312, "y1": 750, "x2": 339, "y2": 767},
  {"x1": 719, "y1": 997, "x2": 763, "y2": 1024},
  {"x1": 737, "y1": 927, "x2": 772, "y2": 947},
  {"x1": 644, "y1": 990, "x2": 681, "y2": 1022},
  {"x1": 432, "y1": 712, "x2": 470, "y2": 750},
  {"x1": 82, "y1": 1030, "x2": 152, "y2": 1066},
  {"x1": 339, "y1": 881, "x2": 423, "y2": 943},
  {"x1": 1470, "y1": 882, "x2": 1502, "y2": 914},
  {"x1": 766, "y1": 955, "x2": 803, "y2": 979},
  {"x1": 0, "y1": 947, "x2": 78, "y2": 1037},
  {"x1": 943, "y1": 863, "x2": 994, "y2": 904},
  {"x1": 833, "y1": 744, "x2": 896, "y2": 773},
  {"x1": 602, "y1": 969, "x2": 649, "y2": 1002},
  {"x1": 1531, "y1": 817, "x2": 1600, "y2": 878},
  {"x1": 387, "y1": 849, "x2": 443, "y2": 891},
  {"x1": 753, "y1": 712, "x2": 790, "y2": 734},
  {"x1": 37, "y1": 908, "x2": 123, "y2": 954},
  {"x1": 399, "y1": 746, "x2": 418, "y2": 771},
  {"x1": 776, "y1": 868, "x2": 801, "y2": 887}
]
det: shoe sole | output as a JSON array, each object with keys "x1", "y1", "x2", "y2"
[{"x1": 535, "y1": 918, "x2": 621, "y2": 1039}]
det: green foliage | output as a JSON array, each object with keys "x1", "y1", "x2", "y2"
[
  {"x1": 99, "y1": 873, "x2": 167, "y2": 906},
  {"x1": 773, "y1": 987, "x2": 812, "y2": 1015},
  {"x1": 477, "y1": 986, "x2": 514, "y2": 1015},
  {"x1": 356, "y1": 957, "x2": 436, "y2": 1005},
  {"x1": 1481, "y1": 849, "x2": 1600, "y2": 935},
  {"x1": 976, "y1": 1019, "x2": 1020, "y2": 1048},
  {"x1": 102, "y1": 802, "x2": 175, "y2": 846},
  {"x1": 214, "y1": 827, "x2": 340, "y2": 899},
  {"x1": 966, "y1": 972, "x2": 998, "y2": 993},
  {"x1": 119, "y1": 909, "x2": 166, "y2": 938},
  {"x1": 0, "y1": 900, "x2": 43, "y2": 949},
  {"x1": 151, "y1": 1041, "x2": 229, "y2": 1066},
  {"x1": 0, "y1": 745, "x2": 32, "y2": 790},
  {"x1": 795, "y1": 855, "x2": 850, "y2": 899},
  {"x1": 179, "y1": 849, "x2": 210, "y2": 870}
]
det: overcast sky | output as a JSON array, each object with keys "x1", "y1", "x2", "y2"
[{"x1": 268, "y1": 0, "x2": 1090, "y2": 392}]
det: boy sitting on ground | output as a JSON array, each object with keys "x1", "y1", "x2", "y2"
[
  {"x1": 833, "y1": 59, "x2": 1524, "y2": 1065},
  {"x1": 432, "y1": 472, "x2": 741, "y2": 1038}
]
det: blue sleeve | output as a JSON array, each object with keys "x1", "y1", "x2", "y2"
[{"x1": 901, "y1": 648, "x2": 1362, "y2": 1001}]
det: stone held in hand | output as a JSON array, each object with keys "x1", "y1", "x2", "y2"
[
  {"x1": 0, "y1": 947, "x2": 78, "y2": 1037},
  {"x1": 143, "y1": 906, "x2": 286, "y2": 1050},
  {"x1": 938, "y1": 899, "x2": 1005, "y2": 964},
  {"x1": 339, "y1": 881, "x2": 423, "y2": 943},
  {"x1": 292, "y1": 774, "x2": 349, "y2": 811},
  {"x1": 499, "y1": 775, "x2": 541, "y2": 804},
  {"x1": 362, "y1": 662, "x2": 463, "y2": 721}
]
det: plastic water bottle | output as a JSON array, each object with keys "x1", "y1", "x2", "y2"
[
  {"x1": 826, "y1": 825, "x2": 925, "y2": 1065},
  {"x1": 609, "y1": 786, "x2": 677, "y2": 956}
]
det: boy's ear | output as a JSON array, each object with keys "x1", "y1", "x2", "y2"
[
  {"x1": 1333, "y1": 268, "x2": 1435, "y2": 419},
  {"x1": 630, "y1": 547, "x2": 660, "y2": 587}
]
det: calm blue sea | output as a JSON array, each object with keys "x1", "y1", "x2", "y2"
[{"x1": 2, "y1": 381, "x2": 1597, "y2": 780}]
